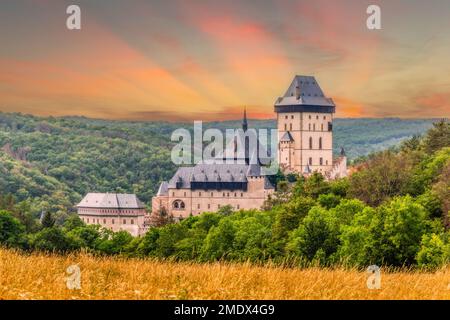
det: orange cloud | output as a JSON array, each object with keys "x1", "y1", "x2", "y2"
[{"x1": 333, "y1": 96, "x2": 366, "y2": 118}]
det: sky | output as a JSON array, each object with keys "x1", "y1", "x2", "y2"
[{"x1": 0, "y1": 0, "x2": 449, "y2": 121}]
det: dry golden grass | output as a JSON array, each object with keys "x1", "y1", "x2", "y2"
[{"x1": 1, "y1": 248, "x2": 449, "y2": 300}]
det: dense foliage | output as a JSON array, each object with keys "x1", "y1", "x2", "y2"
[{"x1": 0, "y1": 114, "x2": 448, "y2": 269}]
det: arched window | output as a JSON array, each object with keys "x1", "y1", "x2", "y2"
[
  {"x1": 173, "y1": 200, "x2": 185, "y2": 210},
  {"x1": 309, "y1": 137, "x2": 313, "y2": 149},
  {"x1": 289, "y1": 123, "x2": 292, "y2": 131},
  {"x1": 319, "y1": 137, "x2": 322, "y2": 149}
]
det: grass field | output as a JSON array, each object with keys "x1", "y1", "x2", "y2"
[{"x1": 1, "y1": 249, "x2": 449, "y2": 300}]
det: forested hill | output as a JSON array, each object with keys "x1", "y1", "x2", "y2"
[{"x1": 0, "y1": 112, "x2": 438, "y2": 221}]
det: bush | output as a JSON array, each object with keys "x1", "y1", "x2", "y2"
[
  {"x1": 286, "y1": 206, "x2": 339, "y2": 264},
  {"x1": 376, "y1": 196, "x2": 429, "y2": 266},
  {"x1": 416, "y1": 233, "x2": 450, "y2": 269},
  {"x1": 32, "y1": 227, "x2": 79, "y2": 252}
]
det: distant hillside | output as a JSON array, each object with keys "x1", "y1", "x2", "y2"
[
  {"x1": 204, "y1": 118, "x2": 437, "y2": 160},
  {"x1": 0, "y1": 112, "x2": 438, "y2": 215}
]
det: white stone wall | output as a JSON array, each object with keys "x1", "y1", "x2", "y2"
[
  {"x1": 278, "y1": 111, "x2": 333, "y2": 174},
  {"x1": 152, "y1": 177, "x2": 273, "y2": 219},
  {"x1": 78, "y1": 208, "x2": 146, "y2": 237}
]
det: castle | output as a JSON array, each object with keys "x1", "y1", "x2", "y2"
[
  {"x1": 77, "y1": 75, "x2": 347, "y2": 234},
  {"x1": 152, "y1": 75, "x2": 347, "y2": 219}
]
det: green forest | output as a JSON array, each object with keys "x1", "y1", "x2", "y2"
[
  {"x1": 0, "y1": 112, "x2": 435, "y2": 222},
  {"x1": 0, "y1": 112, "x2": 448, "y2": 269}
]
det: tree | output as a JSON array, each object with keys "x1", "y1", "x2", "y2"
[
  {"x1": 41, "y1": 212, "x2": 55, "y2": 228},
  {"x1": 67, "y1": 224, "x2": 100, "y2": 249},
  {"x1": 0, "y1": 210, "x2": 26, "y2": 248},
  {"x1": 416, "y1": 233, "x2": 450, "y2": 269},
  {"x1": 137, "y1": 228, "x2": 160, "y2": 257},
  {"x1": 201, "y1": 219, "x2": 236, "y2": 261},
  {"x1": 63, "y1": 215, "x2": 85, "y2": 231},
  {"x1": 149, "y1": 207, "x2": 174, "y2": 227},
  {"x1": 287, "y1": 206, "x2": 340, "y2": 264},
  {"x1": 318, "y1": 194, "x2": 341, "y2": 209},
  {"x1": 272, "y1": 196, "x2": 316, "y2": 240},
  {"x1": 377, "y1": 196, "x2": 429, "y2": 266},
  {"x1": 338, "y1": 207, "x2": 379, "y2": 266},
  {"x1": 302, "y1": 173, "x2": 330, "y2": 199},
  {"x1": 32, "y1": 227, "x2": 78, "y2": 252},
  {"x1": 217, "y1": 205, "x2": 234, "y2": 216},
  {"x1": 422, "y1": 119, "x2": 450, "y2": 154},
  {"x1": 349, "y1": 150, "x2": 415, "y2": 206},
  {"x1": 97, "y1": 230, "x2": 133, "y2": 255}
]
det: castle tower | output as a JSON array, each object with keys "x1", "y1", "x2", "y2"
[{"x1": 275, "y1": 75, "x2": 335, "y2": 175}]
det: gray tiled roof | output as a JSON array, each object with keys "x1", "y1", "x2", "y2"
[
  {"x1": 167, "y1": 162, "x2": 274, "y2": 189},
  {"x1": 275, "y1": 75, "x2": 335, "y2": 107},
  {"x1": 77, "y1": 193, "x2": 145, "y2": 209},
  {"x1": 280, "y1": 131, "x2": 294, "y2": 142},
  {"x1": 157, "y1": 181, "x2": 169, "y2": 196}
]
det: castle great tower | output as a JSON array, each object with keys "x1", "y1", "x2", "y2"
[{"x1": 275, "y1": 75, "x2": 335, "y2": 175}]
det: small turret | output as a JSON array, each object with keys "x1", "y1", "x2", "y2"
[{"x1": 242, "y1": 107, "x2": 248, "y2": 132}]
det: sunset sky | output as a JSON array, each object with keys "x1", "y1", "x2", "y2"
[{"x1": 0, "y1": 0, "x2": 449, "y2": 121}]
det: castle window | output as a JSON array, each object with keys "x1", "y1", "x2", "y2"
[
  {"x1": 103, "y1": 219, "x2": 106, "y2": 224},
  {"x1": 198, "y1": 204, "x2": 200, "y2": 209},
  {"x1": 316, "y1": 115, "x2": 319, "y2": 120},
  {"x1": 172, "y1": 192, "x2": 175, "y2": 197},
  {"x1": 313, "y1": 124, "x2": 316, "y2": 131},
  {"x1": 234, "y1": 192, "x2": 237, "y2": 197},
  {"x1": 285, "y1": 115, "x2": 288, "y2": 119},
  {"x1": 241, "y1": 193, "x2": 244, "y2": 197},
  {"x1": 308, "y1": 123, "x2": 311, "y2": 131},
  {"x1": 321, "y1": 124, "x2": 324, "y2": 131},
  {"x1": 87, "y1": 218, "x2": 89, "y2": 223},
  {"x1": 208, "y1": 204, "x2": 210, "y2": 209},
  {"x1": 289, "y1": 123, "x2": 292, "y2": 131},
  {"x1": 319, "y1": 137, "x2": 322, "y2": 149},
  {"x1": 173, "y1": 200, "x2": 185, "y2": 210},
  {"x1": 309, "y1": 157, "x2": 313, "y2": 165},
  {"x1": 218, "y1": 204, "x2": 221, "y2": 209},
  {"x1": 328, "y1": 122, "x2": 332, "y2": 131},
  {"x1": 291, "y1": 115, "x2": 294, "y2": 119},
  {"x1": 284, "y1": 124, "x2": 287, "y2": 131},
  {"x1": 211, "y1": 192, "x2": 213, "y2": 197},
  {"x1": 320, "y1": 157, "x2": 323, "y2": 165},
  {"x1": 123, "y1": 219, "x2": 126, "y2": 224},
  {"x1": 131, "y1": 219, "x2": 134, "y2": 225},
  {"x1": 199, "y1": 192, "x2": 201, "y2": 197},
  {"x1": 323, "y1": 116, "x2": 326, "y2": 120},
  {"x1": 227, "y1": 192, "x2": 230, "y2": 197},
  {"x1": 309, "y1": 115, "x2": 311, "y2": 119},
  {"x1": 112, "y1": 219, "x2": 114, "y2": 224},
  {"x1": 184, "y1": 192, "x2": 186, "y2": 197},
  {"x1": 237, "y1": 204, "x2": 240, "y2": 209},
  {"x1": 309, "y1": 137, "x2": 313, "y2": 149}
]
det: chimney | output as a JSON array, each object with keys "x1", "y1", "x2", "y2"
[{"x1": 295, "y1": 86, "x2": 301, "y2": 100}]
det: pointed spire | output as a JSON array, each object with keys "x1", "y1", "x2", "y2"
[
  {"x1": 242, "y1": 107, "x2": 248, "y2": 132},
  {"x1": 340, "y1": 147, "x2": 346, "y2": 157}
]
